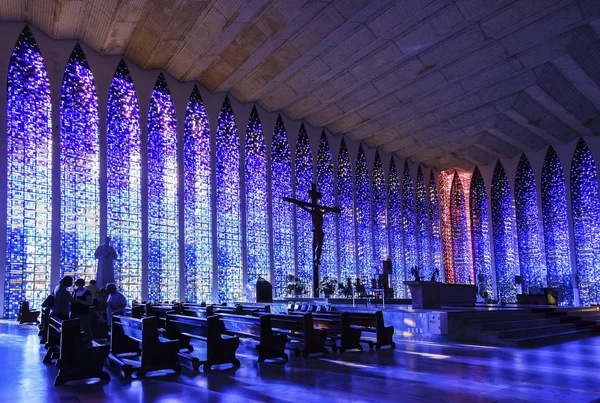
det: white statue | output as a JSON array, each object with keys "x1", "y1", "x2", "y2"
[{"x1": 95, "y1": 236, "x2": 117, "y2": 287}]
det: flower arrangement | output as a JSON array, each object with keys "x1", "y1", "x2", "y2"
[
  {"x1": 286, "y1": 275, "x2": 304, "y2": 296},
  {"x1": 319, "y1": 276, "x2": 338, "y2": 298}
]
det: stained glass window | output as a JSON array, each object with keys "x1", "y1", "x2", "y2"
[
  {"x1": 356, "y1": 146, "x2": 374, "y2": 280},
  {"x1": 450, "y1": 172, "x2": 471, "y2": 283},
  {"x1": 316, "y1": 132, "x2": 338, "y2": 280},
  {"x1": 4, "y1": 28, "x2": 52, "y2": 317},
  {"x1": 184, "y1": 87, "x2": 212, "y2": 303},
  {"x1": 271, "y1": 116, "x2": 295, "y2": 298},
  {"x1": 541, "y1": 146, "x2": 573, "y2": 305},
  {"x1": 60, "y1": 44, "x2": 99, "y2": 282},
  {"x1": 491, "y1": 161, "x2": 518, "y2": 303},
  {"x1": 337, "y1": 140, "x2": 356, "y2": 282},
  {"x1": 147, "y1": 73, "x2": 179, "y2": 301},
  {"x1": 244, "y1": 106, "x2": 269, "y2": 284},
  {"x1": 470, "y1": 167, "x2": 493, "y2": 299},
  {"x1": 415, "y1": 167, "x2": 430, "y2": 275},
  {"x1": 215, "y1": 97, "x2": 242, "y2": 302},
  {"x1": 428, "y1": 171, "x2": 443, "y2": 278},
  {"x1": 388, "y1": 158, "x2": 405, "y2": 297},
  {"x1": 438, "y1": 171, "x2": 454, "y2": 283},
  {"x1": 402, "y1": 162, "x2": 417, "y2": 281},
  {"x1": 571, "y1": 139, "x2": 600, "y2": 306},
  {"x1": 106, "y1": 60, "x2": 141, "y2": 302},
  {"x1": 372, "y1": 152, "x2": 388, "y2": 261},
  {"x1": 515, "y1": 153, "x2": 545, "y2": 294},
  {"x1": 295, "y1": 124, "x2": 313, "y2": 295}
]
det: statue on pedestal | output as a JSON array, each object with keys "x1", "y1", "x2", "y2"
[{"x1": 95, "y1": 236, "x2": 117, "y2": 287}]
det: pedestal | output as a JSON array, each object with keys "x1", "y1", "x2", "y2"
[{"x1": 404, "y1": 281, "x2": 442, "y2": 309}]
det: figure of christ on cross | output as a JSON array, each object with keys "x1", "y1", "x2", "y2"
[{"x1": 284, "y1": 183, "x2": 340, "y2": 297}]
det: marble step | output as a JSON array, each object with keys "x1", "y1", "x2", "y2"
[
  {"x1": 461, "y1": 313, "x2": 546, "y2": 325},
  {"x1": 478, "y1": 318, "x2": 562, "y2": 332},
  {"x1": 494, "y1": 323, "x2": 577, "y2": 339},
  {"x1": 507, "y1": 329, "x2": 594, "y2": 347}
]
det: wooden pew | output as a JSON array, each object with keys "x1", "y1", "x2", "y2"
[
  {"x1": 165, "y1": 314, "x2": 240, "y2": 371},
  {"x1": 342, "y1": 311, "x2": 395, "y2": 349},
  {"x1": 145, "y1": 303, "x2": 180, "y2": 328},
  {"x1": 18, "y1": 301, "x2": 40, "y2": 324},
  {"x1": 270, "y1": 313, "x2": 328, "y2": 357},
  {"x1": 218, "y1": 313, "x2": 288, "y2": 362},
  {"x1": 108, "y1": 315, "x2": 181, "y2": 377},
  {"x1": 50, "y1": 318, "x2": 111, "y2": 386},
  {"x1": 311, "y1": 312, "x2": 363, "y2": 352},
  {"x1": 39, "y1": 307, "x2": 50, "y2": 344}
]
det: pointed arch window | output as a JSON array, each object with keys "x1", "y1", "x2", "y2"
[
  {"x1": 295, "y1": 125, "x2": 313, "y2": 295},
  {"x1": 337, "y1": 140, "x2": 356, "y2": 282},
  {"x1": 541, "y1": 146, "x2": 573, "y2": 304},
  {"x1": 570, "y1": 139, "x2": 600, "y2": 306},
  {"x1": 215, "y1": 97, "x2": 242, "y2": 302},
  {"x1": 317, "y1": 132, "x2": 337, "y2": 280},
  {"x1": 491, "y1": 161, "x2": 519, "y2": 303},
  {"x1": 356, "y1": 146, "x2": 373, "y2": 280},
  {"x1": 470, "y1": 167, "x2": 493, "y2": 298},
  {"x1": 147, "y1": 74, "x2": 179, "y2": 301},
  {"x1": 184, "y1": 87, "x2": 213, "y2": 303},
  {"x1": 515, "y1": 154, "x2": 544, "y2": 293},
  {"x1": 244, "y1": 107, "x2": 269, "y2": 286},
  {"x1": 416, "y1": 167, "x2": 430, "y2": 274},
  {"x1": 107, "y1": 60, "x2": 142, "y2": 302},
  {"x1": 271, "y1": 116, "x2": 295, "y2": 297},
  {"x1": 450, "y1": 172, "x2": 471, "y2": 283},
  {"x1": 4, "y1": 28, "x2": 52, "y2": 317},
  {"x1": 372, "y1": 152, "x2": 388, "y2": 261},
  {"x1": 428, "y1": 171, "x2": 443, "y2": 276},
  {"x1": 60, "y1": 44, "x2": 100, "y2": 282},
  {"x1": 402, "y1": 162, "x2": 417, "y2": 278},
  {"x1": 388, "y1": 158, "x2": 405, "y2": 297}
]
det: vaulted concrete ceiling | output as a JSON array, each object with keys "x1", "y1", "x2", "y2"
[{"x1": 2, "y1": 0, "x2": 600, "y2": 170}]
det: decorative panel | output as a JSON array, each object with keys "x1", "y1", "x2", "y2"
[
  {"x1": 295, "y1": 124, "x2": 313, "y2": 296},
  {"x1": 415, "y1": 167, "x2": 430, "y2": 275},
  {"x1": 184, "y1": 87, "x2": 213, "y2": 303},
  {"x1": 337, "y1": 140, "x2": 356, "y2": 282},
  {"x1": 372, "y1": 152, "x2": 388, "y2": 261},
  {"x1": 428, "y1": 171, "x2": 443, "y2": 277},
  {"x1": 215, "y1": 96, "x2": 242, "y2": 302},
  {"x1": 316, "y1": 132, "x2": 338, "y2": 280},
  {"x1": 450, "y1": 172, "x2": 470, "y2": 284},
  {"x1": 60, "y1": 44, "x2": 99, "y2": 282},
  {"x1": 107, "y1": 60, "x2": 142, "y2": 302},
  {"x1": 388, "y1": 158, "x2": 405, "y2": 297},
  {"x1": 438, "y1": 171, "x2": 454, "y2": 283},
  {"x1": 356, "y1": 146, "x2": 374, "y2": 280},
  {"x1": 402, "y1": 162, "x2": 417, "y2": 280},
  {"x1": 4, "y1": 28, "x2": 52, "y2": 317},
  {"x1": 469, "y1": 167, "x2": 494, "y2": 299},
  {"x1": 147, "y1": 73, "x2": 179, "y2": 301}
]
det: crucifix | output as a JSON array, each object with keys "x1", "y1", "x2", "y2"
[{"x1": 284, "y1": 183, "x2": 340, "y2": 297}]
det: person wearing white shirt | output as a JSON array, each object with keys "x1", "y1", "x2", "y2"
[{"x1": 105, "y1": 283, "x2": 127, "y2": 326}]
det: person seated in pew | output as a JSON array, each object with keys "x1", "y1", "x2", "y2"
[
  {"x1": 50, "y1": 276, "x2": 74, "y2": 320},
  {"x1": 106, "y1": 283, "x2": 127, "y2": 326}
]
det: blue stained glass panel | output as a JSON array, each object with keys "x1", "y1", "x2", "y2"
[
  {"x1": 372, "y1": 152, "x2": 388, "y2": 261},
  {"x1": 571, "y1": 139, "x2": 600, "y2": 306},
  {"x1": 4, "y1": 28, "x2": 52, "y2": 317},
  {"x1": 469, "y1": 167, "x2": 493, "y2": 299},
  {"x1": 147, "y1": 74, "x2": 179, "y2": 301},
  {"x1": 388, "y1": 158, "x2": 405, "y2": 297},
  {"x1": 541, "y1": 146, "x2": 573, "y2": 305},
  {"x1": 184, "y1": 87, "x2": 213, "y2": 303},
  {"x1": 491, "y1": 161, "x2": 518, "y2": 303},
  {"x1": 271, "y1": 116, "x2": 295, "y2": 298},
  {"x1": 244, "y1": 106, "x2": 269, "y2": 284},
  {"x1": 416, "y1": 167, "x2": 430, "y2": 275},
  {"x1": 450, "y1": 172, "x2": 470, "y2": 284},
  {"x1": 428, "y1": 171, "x2": 443, "y2": 277},
  {"x1": 337, "y1": 140, "x2": 356, "y2": 282},
  {"x1": 317, "y1": 132, "x2": 338, "y2": 280},
  {"x1": 295, "y1": 125, "x2": 313, "y2": 296},
  {"x1": 402, "y1": 162, "x2": 417, "y2": 282},
  {"x1": 60, "y1": 44, "x2": 100, "y2": 282},
  {"x1": 356, "y1": 146, "x2": 374, "y2": 280},
  {"x1": 215, "y1": 97, "x2": 242, "y2": 302},
  {"x1": 107, "y1": 60, "x2": 142, "y2": 302},
  {"x1": 515, "y1": 153, "x2": 545, "y2": 293}
]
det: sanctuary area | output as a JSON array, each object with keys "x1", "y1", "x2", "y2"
[{"x1": 1, "y1": 1, "x2": 600, "y2": 402}]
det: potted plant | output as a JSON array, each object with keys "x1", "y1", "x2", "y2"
[
  {"x1": 319, "y1": 276, "x2": 338, "y2": 298},
  {"x1": 286, "y1": 275, "x2": 304, "y2": 297}
]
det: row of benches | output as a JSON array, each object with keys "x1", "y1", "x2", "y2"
[{"x1": 41, "y1": 303, "x2": 395, "y2": 385}]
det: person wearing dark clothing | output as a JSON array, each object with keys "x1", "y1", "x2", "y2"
[
  {"x1": 71, "y1": 278, "x2": 93, "y2": 318},
  {"x1": 50, "y1": 276, "x2": 73, "y2": 320}
]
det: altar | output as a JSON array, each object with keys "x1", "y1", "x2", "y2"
[{"x1": 404, "y1": 281, "x2": 477, "y2": 309}]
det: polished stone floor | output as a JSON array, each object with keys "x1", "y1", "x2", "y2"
[{"x1": 1, "y1": 320, "x2": 600, "y2": 403}]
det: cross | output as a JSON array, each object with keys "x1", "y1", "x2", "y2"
[{"x1": 284, "y1": 183, "x2": 340, "y2": 298}]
